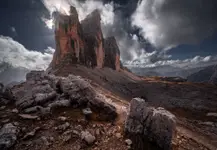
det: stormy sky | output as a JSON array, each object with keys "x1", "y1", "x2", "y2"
[{"x1": 0, "y1": 0, "x2": 217, "y2": 83}]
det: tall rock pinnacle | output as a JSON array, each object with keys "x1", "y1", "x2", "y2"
[
  {"x1": 50, "y1": 7, "x2": 121, "y2": 71},
  {"x1": 104, "y1": 37, "x2": 121, "y2": 71},
  {"x1": 50, "y1": 6, "x2": 85, "y2": 68},
  {"x1": 81, "y1": 9, "x2": 105, "y2": 68}
]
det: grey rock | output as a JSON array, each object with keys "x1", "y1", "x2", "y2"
[
  {"x1": 23, "y1": 127, "x2": 40, "y2": 140},
  {"x1": 125, "y1": 139, "x2": 132, "y2": 145},
  {"x1": 34, "y1": 91, "x2": 57, "y2": 105},
  {"x1": 59, "y1": 75, "x2": 117, "y2": 121},
  {"x1": 81, "y1": 131, "x2": 96, "y2": 145},
  {"x1": 41, "y1": 136, "x2": 50, "y2": 146},
  {"x1": 48, "y1": 99, "x2": 70, "y2": 109},
  {"x1": 59, "y1": 75, "x2": 95, "y2": 106},
  {"x1": 24, "y1": 106, "x2": 43, "y2": 113},
  {"x1": 57, "y1": 122, "x2": 70, "y2": 131},
  {"x1": 82, "y1": 108, "x2": 92, "y2": 120},
  {"x1": 0, "y1": 123, "x2": 19, "y2": 150},
  {"x1": 82, "y1": 108, "x2": 92, "y2": 115},
  {"x1": 62, "y1": 130, "x2": 73, "y2": 142},
  {"x1": 125, "y1": 98, "x2": 176, "y2": 150},
  {"x1": 206, "y1": 112, "x2": 217, "y2": 117},
  {"x1": 19, "y1": 114, "x2": 39, "y2": 120},
  {"x1": 88, "y1": 95, "x2": 117, "y2": 121},
  {"x1": 11, "y1": 109, "x2": 18, "y2": 113},
  {"x1": 23, "y1": 105, "x2": 50, "y2": 116},
  {"x1": 58, "y1": 116, "x2": 67, "y2": 121}
]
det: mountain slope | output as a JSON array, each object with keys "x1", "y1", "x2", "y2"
[{"x1": 187, "y1": 65, "x2": 217, "y2": 84}]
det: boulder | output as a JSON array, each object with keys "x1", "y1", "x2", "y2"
[
  {"x1": 82, "y1": 108, "x2": 92, "y2": 120},
  {"x1": 19, "y1": 114, "x2": 39, "y2": 120},
  {"x1": 48, "y1": 99, "x2": 71, "y2": 109},
  {"x1": 59, "y1": 75, "x2": 117, "y2": 121},
  {"x1": 34, "y1": 91, "x2": 57, "y2": 105},
  {"x1": 81, "y1": 131, "x2": 96, "y2": 145},
  {"x1": 0, "y1": 123, "x2": 19, "y2": 150},
  {"x1": 59, "y1": 75, "x2": 95, "y2": 107},
  {"x1": 125, "y1": 98, "x2": 176, "y2": 150},
  {"x1": 88, "y1": 95, "x2": 117, "y2": 121},
  {"x1": 12, "y1": 72, "x2": 117, "y2": 121}
]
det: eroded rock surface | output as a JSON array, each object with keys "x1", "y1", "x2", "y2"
[
  {"x1": 104, "y1": 37, "x2": 121, "y2": 71},
  {"x1": 12, "y1": 71, "x2": 117, "y2": 121},
  {"x1": 50, "y1": 6, "x2": 86, "y2": 68},
  {"x1": 125, "y1": 98, "x2": 176, "y2": 150},
  {"x1": 0, "y1": 123, "x2": 19, "y2": 150},
  {"x1": 50, "y1": 7, "x2": 122, "y2": 71}
]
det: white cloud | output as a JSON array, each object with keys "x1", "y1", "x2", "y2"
[
  {"x1": 132, "y1": 0, "x2": 217, "y2": 49},
  {"x1": 124, "y1": 51, "x2": 217, "y2": 69},
  {"x1": 41, "y1": 0, "x2": 114, "y2": 29},
  {"x1": 0, "y1": 36, "x2": 54, "y2": 70}
]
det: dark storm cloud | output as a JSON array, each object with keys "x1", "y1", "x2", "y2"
[{"x1": 132, "y1": 0, "x2": 217, "y2": 49}]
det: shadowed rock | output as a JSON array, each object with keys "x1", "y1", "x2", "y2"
[
  {"x1": 12, "y1": 71, "x2": 117, "y2": 121},
  {"x1": 0, "y1": 123, "x2": 19, "y2": 150},
  {"x1": 125, "y1": 98, "x2": 176, "y2": 150},
  {"x1": 104, "y1": 37, "x2": 121, "y2": 71}
]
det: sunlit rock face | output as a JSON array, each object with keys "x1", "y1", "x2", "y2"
[
  {"x1": 81, "y1": 9, "x2": 105, "y2": 68},
  {"x1": 50, "y1": 6, "x2": 121, "y2": 71},
  {"x1": 50, "y1": 6, "x2": 86, "y2": 68},
  {"x1": 104, "y1": 37, "x2": 121, "y2": 71}
]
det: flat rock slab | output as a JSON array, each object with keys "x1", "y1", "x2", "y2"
[{"x1": 19, "y1": 114, "x2": 39, "y2": 120}]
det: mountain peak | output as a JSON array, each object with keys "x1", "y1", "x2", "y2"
[{"x1": 50, "y1": 7, "x2": 121, "y2": 71}]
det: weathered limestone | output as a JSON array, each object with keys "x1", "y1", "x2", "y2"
[
  {"x1": 0, "y1": 123, "x2": 19, "y2": 150},
  {"x1": 12, "y1": 71, "x2": 117, "y2": 121},
  {"x1": 50, "y1": 7, "x2": 121, "y2": 71},
  {"x1": 125, "y1": 98, "x2": 176, "y2": 150},
  {"x1": 104, "y1": 36, "x2": 121, "y2": 71}
]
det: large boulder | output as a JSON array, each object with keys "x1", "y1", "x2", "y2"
[
  {"x1": 12, "y1": 71, "x2": 117, "y2": 121},
  {"x1": 125, "y1": 98, "x2": 176, "y2": 150},
  {"x1": 0, "y1": 123, "x2": 19, "y2": 150},
  {"x1": 59, "y1": 75, "x2": 117, "y2": 121}
]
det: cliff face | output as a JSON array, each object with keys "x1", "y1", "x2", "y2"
[
  {"x1": 81, "y1": 10, "x2": 105, "y2": 68},
  {"x1": 50, "y1": 7, "x2": 120, "y2": 71},
  {"x1": 50, "y1": 6, "x2": 86, "y2": 68},
  {"x1": 104, "y1": 37, "x2": 121, "y2": 71}
]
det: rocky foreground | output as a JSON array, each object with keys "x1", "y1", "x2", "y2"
[{"x1": 0, "y1": 71, "x2": 217, "y2": 150}]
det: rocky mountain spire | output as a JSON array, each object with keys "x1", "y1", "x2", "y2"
[
  {"x1": 104, "y1": 37, "x2": 121, "y2": 71},
  {"x1": 81, "y1": 9, "x2": 104, "y2": 68},
  {"x1": 50, "y1": 7, "x2": 121, "y2": 71},
  {"x1": 50, "y1": 6, "x2": 85, "y2": 68}
]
